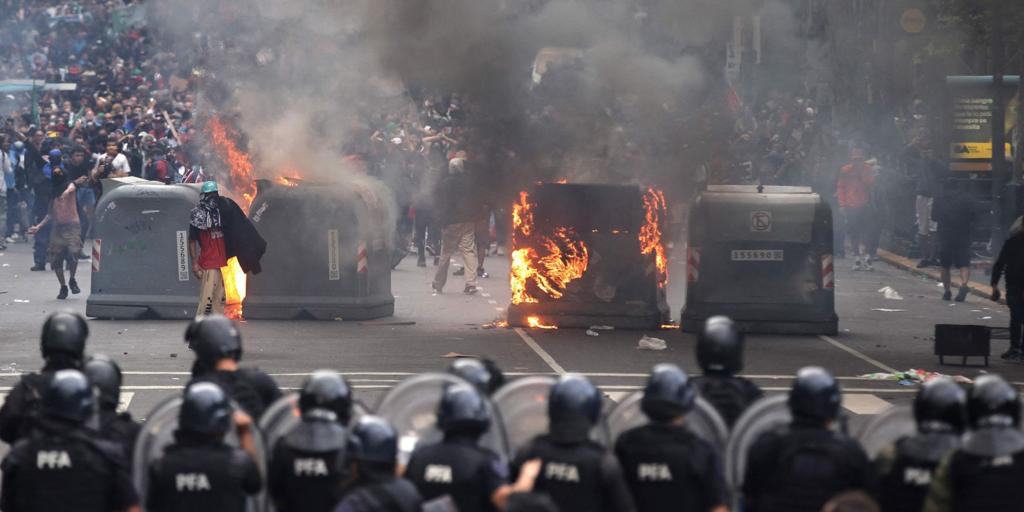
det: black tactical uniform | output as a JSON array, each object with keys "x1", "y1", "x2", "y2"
[
  {"x1": 448, "y1": 357, "x2": 505, "y2": 396},
  {"x1": 690, "y1": 316, "x2": 763, "y2": 427},
  {"x1": 923, "y1": 374, "x2": 1024, "y2": 512},
  {"x1": 84, "y1": 354, "x2": 141, "y2": 458},
  {"x1": 0, "y1": 311, "x2": 88, "y2": 444},
  {"x1": 334, "y1": 416, "x2": 422, "y2": 512},
  {"x1": 1, "y1": 369, "x2": 139, "y2": 512},
  {"x1": 743, "y1": 367, "x2": 871, "y2": 512},
  {"x1": 184, "y1": 314, "x2": 282, "y2": 419},
  {"x1": 270, "y1": 370, "x2": 353, "y2": 512},
  {"x1": 511, "y1": 374, "x2": 635, "y2": 512},
  {"x1": 146, "y1": 382, "x2": 262, "y2": 512},
  {"x1": 615, "y1": 364, "x2": 729, "y2": 512},
  {"x1": 875, "y1": 377, "x2": 965, "y2": 512},
  {"x1": 406, "y1": 382, "x2": 508, "y2": 512}
]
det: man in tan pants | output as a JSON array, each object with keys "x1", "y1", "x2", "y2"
[
  {"x1": 189, "y1": 181, "x2": 228, "y2": 316},
  {"x1": 432, "y1": 157, "x2": 480, "y2": 295}
]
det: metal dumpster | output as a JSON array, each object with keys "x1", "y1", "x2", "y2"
[
  {"x1": 680, "y1": 185, "x2": 837, "y2": 334},
  {"x1": 506, "y1": 183, "x2": 670, "y2": 329},
  {"x1": 242, "y1": 178, "x2": 395, "y2": 320},
  {"x1": 86, "y1": 179, "x2": 201, "y2": 319}
]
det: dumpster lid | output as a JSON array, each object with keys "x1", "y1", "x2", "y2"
[
  {"x1": 698, "y1": 188, "x2": 820, "y2": 243},
  {"x1": 706, "y1": 185, "x2": 813, "y2": 194}
]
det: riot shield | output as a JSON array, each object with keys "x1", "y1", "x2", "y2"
[
  {"x1": 856, "y1": 405, "x2": 916, "y2": 459},
  {"x1": 492, "y1": 376, "x2": 609, "y2": 458},
  {"x1": 133, "y1": 395, "x2": 269, "y2": 512},
  {"x1": 724, "y1": 394, "x2": 790, "y2": 491},
  {"x1": 376, "y1": 373, "x2": 509, "y2": 467},
  {"x1": 258, "y1": 392, "x2": 370, "y2": 452},
  {"x1": 606, "y1": 391, "x2": 730, "y2": 449}
]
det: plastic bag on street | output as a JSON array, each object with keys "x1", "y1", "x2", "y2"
[
  {"x1": 878, "y1": 286, "x2": 904, "y2": 300},
  {"x1": 637, "y1": 335, "x2": 667, "y2": 350}
]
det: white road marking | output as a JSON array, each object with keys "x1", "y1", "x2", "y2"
[
  {"x1": 818, "y1": 335, "x2": 898, "y2": 373},
  {"x1": 842, "y1": 393, "x2": 893, "y2": 415},
  {"x1": 514, "y1": 327, "x2": 567, "y2": 375},
  {"x1": 117, "y1": 392, "x2": 134, "y2": 413}
]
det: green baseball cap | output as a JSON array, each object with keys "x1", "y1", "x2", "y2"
[{"x1": 201, "y1": 181, "x2": 218, "y2": 193}]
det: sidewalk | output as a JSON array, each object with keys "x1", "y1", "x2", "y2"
[{"x1": 877, "y1": 249, "x2": 1003, "y2": 303}]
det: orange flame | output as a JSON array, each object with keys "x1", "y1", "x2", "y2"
[
  {"x1": 527, "y1": 316, "x2": 558, "y2": 330},
  {"x1": 276, "y1": 176, "x2": 300, "y2": 187},
  {"x1": 640, "y1": 188, "x2": 669, "y2": 287},
  {"x1": 510, "y1": 191, "x2": 589, "y2": 306},
  {"x1": 205, "y1": 116, "x2": 256, "y2": 319}
]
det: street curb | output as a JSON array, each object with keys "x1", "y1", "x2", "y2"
[{"x1": 876, "y1": 249, "x2": 1003, "y2": 303}]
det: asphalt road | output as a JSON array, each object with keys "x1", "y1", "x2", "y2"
[{"x1": 1, "y1": 239, "x2": 1020, "y2": 431}]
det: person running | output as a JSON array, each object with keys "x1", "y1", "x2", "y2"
[{"x1": 27, "y1": 165, "x2": 83, "y2": 299}]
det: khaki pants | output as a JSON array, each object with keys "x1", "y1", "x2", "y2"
[
  {"x1": 196, "y1": 268, "x2": 226, "y2": 317},
  {"x1": 434, "y1": 222, "x2": 478, "y2": 291}
]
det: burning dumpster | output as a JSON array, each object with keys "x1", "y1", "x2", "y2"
[
  {"x1": 242, "y1": 178, "x2": 395, "y2": 320},
  {"x1": 506, "y1": 183, "x2": 670, "y2": 329},
  {"x1": 86, "y1": 179, "x2": 201, "y2": 319},
  {"x1": 681, "y1": 185, "x2": 837, "y2": 335}
]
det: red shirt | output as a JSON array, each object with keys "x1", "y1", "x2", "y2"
[
  {"x1": 837, "y1": 162, "x2": 875, "y2": 209},
  {"x1": 196, "y1": 227, "x2": 228, "y2": 269}
]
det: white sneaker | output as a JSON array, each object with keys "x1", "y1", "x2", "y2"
[
  {"x1": 5, "y1": 235, "x2": 18, "y2": 243},
  {"x1": 863, "y1": 261, "x2": 874, "y2": 271}
]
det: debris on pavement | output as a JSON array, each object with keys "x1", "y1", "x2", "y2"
[
  {"x1": 878, "y1": 286, "x2": 904, "y2": 300},
  {"x1": 637, "y1": 335, "x2": 667, "y2": 351},
  {"x1": 586, "y1": 329, "x2": 600, "y2": 337},
  {"x1": 860, "y1": 368, "x2": 973, "y2": 385},
  {"x1": 441, "y1": 352, "x2": 479, "y2": 359},
  {"x1": 871, "y1": 308, "x2": 906, "y2": 313},
  {"x1": 589, "y1": 325, "x2": 614, "y2": 331},
  {"x1": 13, "y1": 299, "x2": 29, "y2": 303}
]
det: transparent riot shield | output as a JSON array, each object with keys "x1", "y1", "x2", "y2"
[
  {"x1": 855, "y1": 405, "x2": 916, "y2": 459},
  {"x1": 376, "y1": 373, "x2": 509, "y2": 467},
  {"x1": 133, "y1": 395, "x2": 268, "y2": 512},
  {"x1": 258, "y1": 392, "x2": 370, "y2": 452},
  {"x1": 605, "y1": 391, "x2": 730, "y2": 450},
  {"x1": 492, "y1": 375, "x2": 609, "y2": 458},
  {"x1": 724, "y1": 394, "x2": 790, "y2": 492}
]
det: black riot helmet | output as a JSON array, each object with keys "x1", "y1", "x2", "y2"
[
  {"x1": 43, "y1": 369, "x2": 95, "y2": 423},
  {"x1": 641, "y1": 363, "x2": 696, "y2": 422},
  {"x1": 179, "y1": 382, "x2": 233, "y2": 436},
  {"x1": 697, "y1": 315, "x2": 744, "y2": 375},
  {"x1": 914, "y1": 377, "x2": 967, "y2": 434},
  {"x1": 83, "y1": 354, "x2": 122, "y2": 410},
  {"x1": 40, "y1": 310, "x2": 89, "y2": 361},
  {"x1": 548, "y1": 373, "x2": 602, "y2": 428},
  {"x1": 437, "y1": 382, "x2": 491, "y2": 435},
  {"x1": 299, "y1": 370, "x2": 353, "y2": 424},
  {"x1": 968, "y1": 374, "x2": 1021, "y2": 429},
  {"x1": 185, "y1": 314, "x2": 242, "y2": 366},
  {"x1": 449, "y1": 358, "x2": 505, "y2": 395},
  {"x1": 788, "y1": 366, "x2": 842, "y2": 423},
  {"x1": 349, "y1": 415, "x2": 398, "y2": 470}
]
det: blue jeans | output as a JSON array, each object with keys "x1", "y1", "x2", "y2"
[{"x1": 4, "y1": 189, "x2": 21, "y2": 237}]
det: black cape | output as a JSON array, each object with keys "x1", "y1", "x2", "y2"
[{"x1": 218, "y1": 196, "x2": 267, "y2": 274}]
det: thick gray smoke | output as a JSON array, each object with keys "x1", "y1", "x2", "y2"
[{"x1": 150, "y1": 0, "x2": 759, "y2": 211}]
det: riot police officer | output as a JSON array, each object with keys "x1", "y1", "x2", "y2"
[
  {"x1": 742, "y1": 366, "x2": 871, "y2": 512},
  {"x1": 448, "y1": 358, "x2": 505, "y2": 396},
  {"x1": 690, "y1": 315, "x2": 762, "y2": 427},
  {"x1": 510, "y1": 374, "x2": 636, "y2": 512},
  {"x1": 875, "y1": 377, "x2": 965, "y2": 512},
  {"x1": 185, "y1": 314, "x2": 282, "y2": 419},
  {"x1": 269, "y1": 370, "x2": 353, "y2": 512},
  {"x1": 615, "y1": 364, "x2": 729, "y2": 512},
  {"x1": 406, "y1": 382, "x2": 538, "y2": 511},
  {"x1": 0, "y1": 310, "x2": 89, "y2": 443},
  {"x1": 923, "y1": 374, "x2": 1024, "y2": 512},
  {"x1": 146, "y1": 382, "x2": 262, "y2": 512},
  {"x1": 1, "y1": 369, "x2": 140, "y2": 512},
  {"x1": 84, "y1": 353, "x2": 141, "y2": 458},
  {"x1": 334, "y1": 415, "x2": 423, "y2": 512}
]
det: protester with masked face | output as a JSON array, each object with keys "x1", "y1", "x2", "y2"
[{"x1": 27, "y1": 161, "x2": 83, "y2": 299}]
